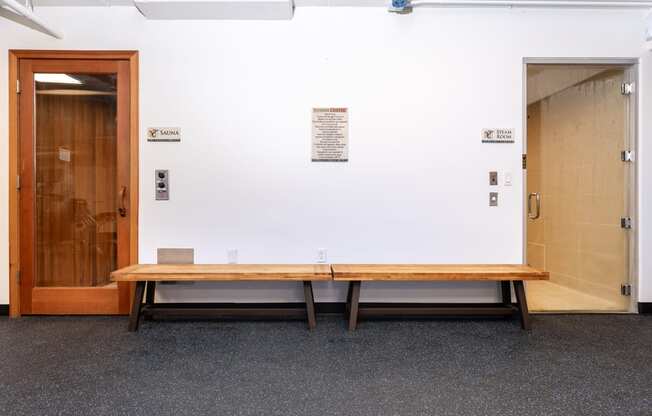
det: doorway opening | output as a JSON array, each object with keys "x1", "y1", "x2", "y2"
[
  {"x1": 523, "y1": 59, "x2": 637, "y2": 313},
  {"x1": 9, "y1": 51, "x2": 139, "y2": 316}
]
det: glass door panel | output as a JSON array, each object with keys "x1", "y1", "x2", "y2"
[
  {"x1": 526, "y1": 64, "x2": 632, "y2": 312},
  {"x1": 19, "y1": 58, "x2": 132, "y2": 315},
  {"x1": 35, "y1": 74, "x2": 118, "y2": 287}
]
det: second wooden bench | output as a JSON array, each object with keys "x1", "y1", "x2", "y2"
[{"x1": 332, "y1": 264, "x2": 549, "y2": 331}]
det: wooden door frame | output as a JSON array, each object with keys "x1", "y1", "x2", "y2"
[{"x1": 8, "y1": 50, "x2": 139, "y2": 317}]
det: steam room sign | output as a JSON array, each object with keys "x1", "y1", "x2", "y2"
[{"x1": 481, "y1": 128, "x2": 514, "y2": 144}]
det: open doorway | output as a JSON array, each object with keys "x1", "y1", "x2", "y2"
[{"x1": 523, "y1": 59, "x2": 637, "y2": 313}]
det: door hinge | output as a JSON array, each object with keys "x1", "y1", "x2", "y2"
[
  {"x1": 16, "y1": 79, "x2": 20, "y2": 94},
  {"x1": 16, "y1": 270, "x2": 21, "y2": 284},
  {"x1": 621, "y1": 82, "x2": 634, "y2": 95},
  {"x1": 522, "y1": 154, "x2": 527, "y2": 169},
  {"x1": 621, "y1": 284, "x2": 632, "y2": 297},
  {"x1": 621, "y1": 217, "x2": 633, "y2": 229},
  {"x1": 15, "y1": 175, "x2": 20, "y2": 190},
  {"x1": 621, "y1": 150, "x2": 634, "y2": 162}
]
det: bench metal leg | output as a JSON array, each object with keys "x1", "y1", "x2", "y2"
[
  {"x1": 144, "y1": 281, "x2": 156, "y2": 321},
  {"x1": 345, "y1": 281, "x2": 353, "y2": 315},
  {"x1": 501, "y1": 281, "x2": 512, "y2": 306},
  {"x1": 348, "y1": 281, "x2": 361, "y2": 331},
  {"x1": 513, "y1": 280, "x2": 531, "y2": 330},
  {"x1": 128, "y1": 281, "x2": 146, "y2": 332},
  {"x1": 303, "y1": 281, "x2": 316, "y2": 330}
]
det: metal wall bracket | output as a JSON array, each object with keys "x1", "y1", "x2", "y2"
[
  {"x1": 621, "y1": 150, "x2": 634, "y2": 162},
  {"x1": 621, "y1": 284, "x2": 632, "y2": 297},
  {"x1": 621, "y1": 83, "x2": 634, "y2": 96},
  {"x1": 621, "y1": 217, "x2": 632, "y2": 229}
]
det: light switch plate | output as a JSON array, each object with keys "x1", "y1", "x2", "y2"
[
  {"x1": 489, "y1": 171, "x2": 498, "y2": 186},
  {"x1": 489, "y1": 192, "x2": 498, "y2": 207}
]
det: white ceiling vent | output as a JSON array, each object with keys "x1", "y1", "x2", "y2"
[{"x1": 134, "y1": 0, "x2": 294, "y2": 20}]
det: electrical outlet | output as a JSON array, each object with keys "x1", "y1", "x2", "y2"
[
  {"x1": 504, "y1": 172, "x2": 512, "y2": 186},
  {"x1": 227, "y1": 248, "x2": 238, "y2": 264},
  {"x1": 317, "y1": 249, "x2": 327, "y2": 263}
]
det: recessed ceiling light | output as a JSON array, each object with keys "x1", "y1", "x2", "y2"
[{"x1": 35, "y1": 74, "x2": 82, "y2": 84}]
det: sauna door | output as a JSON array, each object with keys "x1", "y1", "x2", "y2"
[{"x1": 19, "y1": 59, "x2": 132, "y2": 314}]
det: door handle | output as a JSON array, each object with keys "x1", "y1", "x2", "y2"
[
  {"x1": 528, "y1": 192, "x2": 541, "y2": 220},
  {"x1": 118, "y1": 186, "x2": 127, "y2": 217}
]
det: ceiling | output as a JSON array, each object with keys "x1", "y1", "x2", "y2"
[{"x1": 24, "y1": 0, "x2": 652, "y2": 6}]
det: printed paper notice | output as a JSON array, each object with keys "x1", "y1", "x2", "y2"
[{"x1": 312, "y1": 108, "x2": 348, "y2": 162}]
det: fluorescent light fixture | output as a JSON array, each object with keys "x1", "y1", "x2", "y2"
[{"x1": 34, "y1": 74, "x2": 82, "y2": 84}]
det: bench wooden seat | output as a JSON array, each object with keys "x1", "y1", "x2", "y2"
[
  {"x1": 111, "y1": 264, "x2": 332, "y2": 332},
  {"x1": 331, "y1": 264, "x2": 549, "y2": 331}
]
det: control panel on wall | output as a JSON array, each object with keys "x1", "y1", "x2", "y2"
[
  {"x1": 155, "y1": 169, "x2": 169, "y2": 200},
  {"x1": 487, "y1": 171, "x2": 512, "y2": 207}
]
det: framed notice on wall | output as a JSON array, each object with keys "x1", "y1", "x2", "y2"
[{"x1": 312, "y1": 108, "x2": 348, "y2": 162}]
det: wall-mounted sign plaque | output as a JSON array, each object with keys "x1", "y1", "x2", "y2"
[
  {"x1": 312, "y1": 108, "x2": 348, "y2": 162},
  {"x1": 481, "y1": 128, "x2": 514, "y2": 144},
  {"x1": 147, "y1": 127, "x2": 181, "y2": 142}
]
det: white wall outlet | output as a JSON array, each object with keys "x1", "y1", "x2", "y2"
[
  {"x1": 317, "y1": 248, "x2": 327, "y2": 263},
  {"x1": 504, "y1": 172, "x2": 512, "y2": 186},
  {"x1": 227, "y1": 248, "x2": 238, "y2": 264}
]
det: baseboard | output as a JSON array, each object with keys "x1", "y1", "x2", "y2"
[
  {"x1": 0, "y1": 305, "x2": 8, "y2": 316},
  {"x1": 638, "y1": 303, "x2": 652, "y2": 314}
]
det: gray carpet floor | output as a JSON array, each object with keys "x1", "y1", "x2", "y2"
[{"x1": 0, "y1": 314, "x2": 651, "y2": 416}]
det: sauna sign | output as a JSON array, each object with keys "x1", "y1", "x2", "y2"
[
  {"x1": 312, "y1": 108, "x2": 349, "y2": 162},
  {"x1": 147, "y1": 127, "x2": 181, "y2": 143},
  {"x1": 481, "y1": 128, "x2": 514, "y2": 144}
]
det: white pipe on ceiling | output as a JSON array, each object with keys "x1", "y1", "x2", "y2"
[
  {"x1": 0, "y1": 0, "x2": 62, "y2": 38},
  {"x1": 409, "y1": 0, "x2": 652, "y2": 7}
]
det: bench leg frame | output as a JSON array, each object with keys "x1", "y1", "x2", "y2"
[
  {"x1": 345, "y1": 280, "x2": 532, "y2": 331},
  {"x1": 347, "y1": 281, "x2": 361, "y2": 331},
  {"x1": 303, "y1": 281, "x2": 317, "y2": 330},
  {"x1": 128, "y1": 281, "x2": 146, "y2": 332},
  {"x1": 144, "y1": 281, "x2": 156, "y2": 321},
  {"x1": 513, "y1": 280, "x2": 531, "y2": 330},
  {"x1": 127, "y1": 281, "x2": 318, "y2": 332}
]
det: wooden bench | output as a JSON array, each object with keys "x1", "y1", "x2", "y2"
[
  {"x1": 110, "y1": 264, "x2": 332, "y2": 332},
  {"x1": 331, "y1": 264, "x2": 549, "y2": 331}
]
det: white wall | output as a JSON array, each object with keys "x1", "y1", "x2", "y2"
[{"x1": 1, "y1": 6, "x2": 650, "y2": 305}]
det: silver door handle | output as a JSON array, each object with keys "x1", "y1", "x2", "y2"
[{"x1": 528, "y1": 192, "x2": 541, "y2": 220}]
